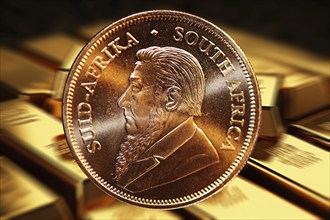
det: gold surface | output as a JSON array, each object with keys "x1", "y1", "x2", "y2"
[
  {"x1": 1, "y1": 17, "x2": 329, "y2": 218},
  {"x1": 84, "y1": 201, "x2": 182, "y2": 220},
  {"x1": 0, "y1": 48, "x2": 54, "y2": 95},
  {"x1": 0, "y1": 157, "x2": 71, "y2": 219},
  {"x1": 52, "y1": 44, "x2": 83, "y2": 99},
  {"x1": 0, "y1": 99, "x2": 84, "y2": 179},
  {"x1": 0, "y1": 99, "x2": 107, "y2": 216},
  {"x1": 252, "y1": 134, "x2": 330, "y2": 200},
  {"x1": 291, "y1": 109, "x2": 330, "y2": 141},
  {"x1": 257, "y1": 74, "x2": 284, "y2": 137},
  {"x1": 281, "y1": 72, "x2": 329, "y2": 119},
  {"x1": 257, "y1": 74, "x2": 282, "y2": 107},
  {"x1": 21, "y1": 33, "x2": 85, "y2": 63},
  {"x1": 222, "y1": 24, "x2": 329, "y2": 76},
  {"x1": 186, "y1": 176, "x2": 317, "y2": 219},
  {"x1": 77, "y1": 20, "x2": 113, "y2": 39}
]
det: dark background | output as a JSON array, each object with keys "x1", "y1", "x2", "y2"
[{"x1": 1, "y1": 0, "x2": 329, "y2": 57}]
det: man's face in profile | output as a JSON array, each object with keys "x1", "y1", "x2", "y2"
[{"x1": 118, "y1": 63, "x2": 162, "y2": 135}]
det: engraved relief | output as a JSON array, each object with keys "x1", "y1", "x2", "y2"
[{"x1": 113, "y1": 46, "x2": 220, "y2": 192}]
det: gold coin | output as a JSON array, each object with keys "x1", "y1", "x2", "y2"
[{"x1": 63, "y1": 10, "x2": 261, "y2": 208}]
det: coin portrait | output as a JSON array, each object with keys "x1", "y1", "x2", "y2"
[
  {"x1": 63, "y1": 10, "x2": 261, "y2": 208},
  {"x1": 114, "y1": 46, "x2": 219, "y2": 192}
]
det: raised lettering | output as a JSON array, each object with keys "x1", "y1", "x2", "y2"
[
  {"x1": 85, "y1": 66, "x2": 100, "y2": 80},
  {"x1": 173, "y1": 27, "x2": 184, "y2": 41},
  {"x1": 227, "y1": 126, "x2": 242, "y2": 141},
  {"x1": 81, "y1": 82, "x2": 97, "y2": 95},
  {"x1": 93, "y1": 56, "x2": 110, "y2": 71},
  {"x1": 199, "y1": 36, "x2": 215, "y2": 55},
  {"x1": 184, "y1": 31, "x2": 199, "y2": 45},
  {"x1": 210, "y1": 46, "x2": 225, "y2": 62},
  {"x1": 126, "y1": 32, "x2": 139, "y2": 47},
  {"x1": 217, "y1": 58, "x2": 235, "y2": 77}
]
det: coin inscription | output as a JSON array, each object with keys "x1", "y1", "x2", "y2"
[{"x1": 63, "y1": 10, "x2": 261, "y2": 209}]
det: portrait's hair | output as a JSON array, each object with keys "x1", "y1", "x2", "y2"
[{"x1": 136, "y1": 46, "x2": 205, "y2": 116}]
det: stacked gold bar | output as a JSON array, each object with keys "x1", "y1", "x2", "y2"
[
  {"x1": 21, "y1": 33, "x2": 85, "y2": 65},
  {"x1": 256, "y1": 74, "x2": 284, "y2": 137},
  {"x1": 0, "y1": 99, "x2": 112, "y2": 217},
  {"x1": 220, "y1": 24, "x2": 330, "y2": 218},
  {"x1": 1, "y1": 19, "x2": 329, "y2": 219},
  {"x1": 0, "y1": 48, "x2": 55, "y2": 100}
]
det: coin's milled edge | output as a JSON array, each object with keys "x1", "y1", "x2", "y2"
[{"x1": 63, "y1": 10, "x2": 261, "y2": 208}]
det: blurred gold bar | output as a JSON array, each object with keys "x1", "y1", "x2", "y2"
[
  {"x1": 249, "y1": 53, "x2": 329, "y2": 120},
  {"x1": 222, "y1": 24, "x2": 329, "y2": 76},
  {"x1": 21, "y1": 33, "x2": 85, "y2": 64},
  {"x1": 281, "y1": 72, "x2": 329, "y2": 119},
  {"x1": 0, "y1": 48, "x2": 55, "y2": 96},
  {"x1": 185, "y1": 176, "x2": 317, "y2": 219},
  {"x1": 0, "y1": 99, "x2": 110, "y2": 217},
  {"x1": 83, "y1": 201, "x2": 182, "y2": 220},
  {"x1": 250, "y1": 134, "x2": 330, "y2": 213},
  {"x1": 0, "y1": 156, "x2": 72, "y2": 219},
  {"x1": 257, "y1": 74, "x2": 284, "y2": 137},
  {"x1": 289, "y1": 109, "x2": 330, "y2": 149},
  {"x1": 77, "y1": 20, "x2": 112, "y2": 40},
  {"x1": 249, "y1": 54, "x2": 295, "y2": 76},
  {"x1": 222, "y1": 25, "x2": 330, "y2": 119}
]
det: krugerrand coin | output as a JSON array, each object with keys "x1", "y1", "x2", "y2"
[{"x1": 63, "y1": 10, "x2": 261, "y2": 209}]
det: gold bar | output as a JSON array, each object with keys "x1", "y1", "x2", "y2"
[
  {"x1": 289, "y1": 109, "x2": 330, "y2": 149},
  {"x1": 250, "y1": 54, "x2": 295, "y2": 76},
  {"x1": 0, "y1": 99, "x2": 110, "y2": 217},
  {"x1": 43, "y1": 44, "x2": 83, "y2": 119},
  {"x1": 257, "y1": 74, "x2": 284, "y2": 137},
  {"x1": 77, "y1": 20, "x2": 112, "y2": 40},
  {"x1": 52, "y1": 44, "x2": 83, "y2": 99},
  {"x1": 0, "y1": 48, "x2": 54, "y2": 96},
  {"x1": 250, "y1": 134, "x2": 330, "y2": 212},
  {"x1": 249, "y1": 54, "x2": 329, "y2": 119},
  {"x1": 21, "y1": 33, "x2": 85, "y2": 64},
  {"x1": 221, "y1": 25, "x2": 330, "y2": 119},
  {"x1": 0, "y1": 156, "x2": 72, "y2": 219},
  {"x1": 185, "y1": 176, "x2": 317, "y2": 219},
  {"x1": 222, "y1": 24, "x2": 329, "y2": 76},
  {"x1": 83, "y1": 201, "x2": 182, "y2": 220},
  {"x1": 280, "y1": 72, "x2": 329, "y2": 119}
]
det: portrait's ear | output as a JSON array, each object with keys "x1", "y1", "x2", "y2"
[{"x1": 165, "y1": 86, "x2": 181, "y2": 112}]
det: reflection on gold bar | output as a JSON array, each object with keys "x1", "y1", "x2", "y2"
[
  {"x1": 83, "y1": 201, "x2": 182, "y2": 220},
  {"x1": 257, "y1": 74, "x2": 284, "y2": 137},
  {"x1": 0, "y1": 48, "x2": 54, "y2": 96},
  {"x1": 0, "y1": 99, "x2": 110, "y2": 217},
  {"x1": 77, "y1": 20, "x2": 112, "y2": 40},
  {"x1": 52, "y1": 44, "x2": 83, "y2": 99},
  {"x1": 43, "y1": 44, "x2": 83, "y2": 119},
  {"x1": 250, "y1": 134, "x2": 330, "y2": 212},
  {"x1": 289, "y1": 109, "x2": 330, "y2": 149},
  {"x1": 281, "y1": 72, "x2": 329, "y2": 119},
  {"x1": 249, "y1": 54, "x2": 294, "y2": 76},
  {"x1": 185, "y1": 176, "x2": 317, "y2": 219},
  {"x1": 0, "y1": 156, "x2": 72, "y2": 219},
  {"x1": 21, "y1": 33, "x2": 85, "y2": 64}
]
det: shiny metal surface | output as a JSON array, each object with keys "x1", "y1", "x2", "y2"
[{"x1": 63, "y1": 10, "x2": 261, "y2": 208}]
